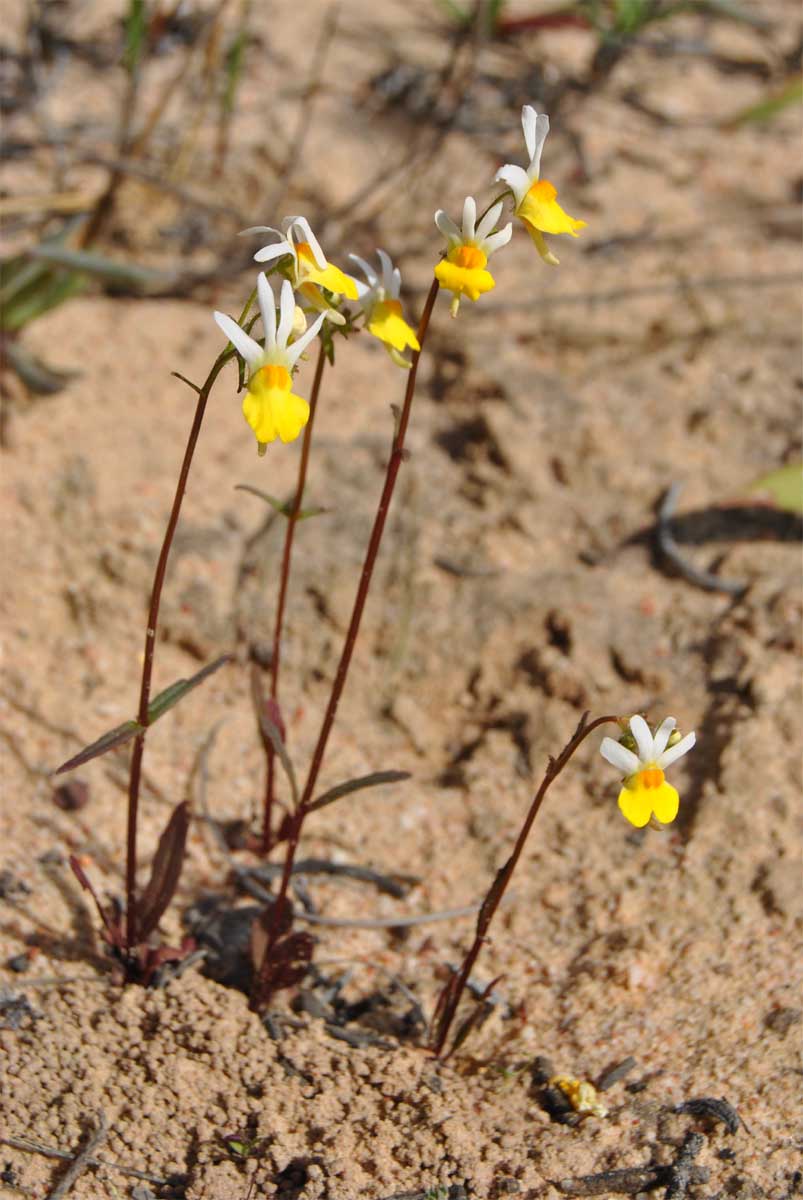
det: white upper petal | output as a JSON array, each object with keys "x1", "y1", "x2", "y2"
[
  {"x1": 528, "y1": 110, "x2": 550, "y2": 178},
  {"x1": 657, "y1": 730, "x2": 696, "y2": 770},
  {"x1": 257, "y1": 272, "x2": 277, "y2": 347},
  {"x1": 390, "y1": 265, "x2": 402, "y2": 299},
  {"x1": 276, "y1": 279, "x2": 296, "y2": 349},
  {"x1": 434, "y1": 209, "x2": 461, "y2": 244},
  {"x1": 254, "y1": 240, "x2": 293, "y2": 265},
  {"x1": 348, "y1": 253, "x2": 377, "y2": 285},
  {"x1": 600, "y1": 737, "x2": 640, "y2": 776},
  {"x1": 462, "y1": 196, "x2": 477, "y2": 241},
  {"x1": 475, "y1": 200, "x2": 504, "y2": 242},
  {"x1": 494, "y1": 163, "x2": 532, "y2": 209},
  {"x1": 629, "y1": 715, "x2": 655, "y2": 763},
  {"x1": 285, "y1": 215, "x2": 327, "y2": 267},
  {"x1": 482, "y1": 223, "x2": 513, "y2": 256},
  {"x1": 213, "y1": 311, "x2": 262, "y2": 367},
  {"x1": 240, "y1": 225, "x2": 277, "y2": 237},
  {"x1": 284, "y1": 311, "x2": 326, "y2": 367},
  {"x1": 652, "y1": 717, "x2": 677, "y2": 757},
  {"x1": 522, "y1": 105, "x2": 538, "y2": 162}
]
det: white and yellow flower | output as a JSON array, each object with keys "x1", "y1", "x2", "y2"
[
  {"x1": 214, "y1": 274, "x2": 325, "y2": 452},
  {"x1": 243, "y1": 215, "x2": 358, "y2": 324},
  {"x1": 600, "y1": 715, "x2": 696, "y2": 828},
  {"x1": 495, "y1": 106, "x2": 586, "y2": 265},
  {"x1": 349, "y1": 248, "x2": 420, "y2": 368},
  {"x1": 434, "y1": 196, "x2": 512, "y2": 317}
]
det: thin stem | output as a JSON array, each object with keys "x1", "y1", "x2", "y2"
[
  {"x1": 299, "y1": 276, "x2": 441, "y2": 811},
  {"x1": 430, "y1": 712, "x2": 619, "y2": 1059},
  {"x1": 250, "y1": 277, "x2": 441, "y2": 1008},
  {"x1": 261, "y1": 341, "x2": 327, "y2": 853},
  {"x1": 124, "y1": 351, "x2": 229, "y2": 952}
]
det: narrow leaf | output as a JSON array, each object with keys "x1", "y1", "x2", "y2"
[
  {"x1": 748, "y1": 463, "x2": 803, "y2": 514},
  {"x1": 69, "y1": 855, "x2": 124, "y2": 948},
  {"x1": 235, "y1": 483, "x2": 327, "y2": 520},
  {"x1": 54, "y1": 655, "x2": 231, "y2": 775},
  {"x1": 146, "y1": 654, "x2": 232, "y2": 723},
  {"x1": 29, "y1": 245, "x2": 163, "y2": 288},
  {"x1": 137, "y1": 801, "x2": 191, "y2": 939},
  {"x1": 307, "y1": 770, "x2": 411, "y2": 813},
  {"x1": 55, "y1": 718, "x2": 143, "y2": 775},
  {"x1": 4, "y1": 341, "x2": 78, "y2": 395}
]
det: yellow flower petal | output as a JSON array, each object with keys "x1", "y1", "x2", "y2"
[
  {"x1": 518, "y1": 179, "x2": 586, "y2": 237},
  {"x1": 617, "y1": 782, "x2": 653, "y2": 828},
  {"x1": 367, "y1": 299, "x2": 420, "y2": 353},
  {"x1": 651, "y1": 781, "x2": 680, "y2": 825},
  {"x1": 434, "y1": 259, "x2": 496, "y2": 303},
  {"x1": 243, "y1": 364, "x2": 309, "y2": 445},
  {"x1": 296, "y1": 244, "x2": 358, "y2": 299}
]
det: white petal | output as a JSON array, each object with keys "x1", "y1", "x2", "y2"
[
  {"x1": 285, "y1": 215, "x2": 327, "y2": 267},
  {"x1": 462, "y1": 196, "x2": 477, "y2": 241},
  {"x1": 348, "y1": 253, "x2": 376, "y2": 285},
  {"x1": 529, "y1": 111, "x2": 550, "y2": 177},
  {"x1": 254, "y1": 240, "x2": 292, "y2": 265},
  {"x1": 482, "y1": 223, "x2": 513, "y2": 256},
  {"x1": 522, "y1": 104, "x2": 538, "y2": 162},
  {"x1": 390, "y1": 266, "x2": 402, "y2": 299},
  {"x1": 494, "y1": 163, "x2": 532, "y2": 209},
  {"x1": 600, "y1": 737, "x2": 640, "y2": 776},
  {"x1": 214, "y1": 311, "x2": 262, "y2": 366},
  {"x1": 240, "y1": 225, "x2": 277, "y2": 237},
  {"x1": 276, "y1": 279, "x2": 296, "y2": 348},
  {"x1": 257, "y1": 272, "x2": 277, "y2": 347},
  {"x1": 475, "y1": 200, "x2": 504, "y2": 242},
  {"x1": 629, "y1": 715, "x2": 654, "y2": 763},
  {"x1": 658, "y1": 731, "x2": 696, "y2": 770},
  {"x1": 377, "y1": 248, "x2": 394, "y2": 290},
  {"x1": 652, "y1": 717, "x2": 677, "y2": 757},
  {"x1": 434, "y1": 209, "x2": 461, "y2": 243},
  {"x1": 285, "y1": 311, "x2": 326, "y2": 367}
]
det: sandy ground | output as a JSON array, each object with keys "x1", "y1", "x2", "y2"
[{"x1": 1, "y1": 1, "x2": 802, "y2": 1197}]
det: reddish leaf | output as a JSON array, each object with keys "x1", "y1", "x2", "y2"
[
  {"x1": 69, "y1": 856, "x2": 124, "y2": 949},
  {"x1": 137, "y1": 801, "x2": 190, "y2": 940}
]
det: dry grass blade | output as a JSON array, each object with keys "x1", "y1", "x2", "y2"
[{"x1": 307, "y1": 769, "x2": 411, "y2": 812}]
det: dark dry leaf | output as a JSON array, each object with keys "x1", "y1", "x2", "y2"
[
  {"x1": 307, "y1": 769, "x2": 411, "y2": 813},
  {"x1": 253, "y1": 931, "x2": 315, "y2": 1007},
  {"x1": 137, "y1": 801, "x2": 191, "y2": 940},
  {"x1": 69, "y1": 856, "x2": 124, "y2": 948},
  {"x1": 675, "y1": 1096, "x2": 742, "y2": 1134}
]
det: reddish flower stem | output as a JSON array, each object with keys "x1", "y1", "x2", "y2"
[
  {"x1": 430, "y1": 712, "x2": 619, "y2": 1059},
  {"x1": 125, "y1": 352, "x2": 229, "y2": 953},
  {"x1": 261, "y1": 341, "x2": 328, "y2": 854},
  {"x1": 252, "y1": 278, "x2": 441, "y2": 1004}
]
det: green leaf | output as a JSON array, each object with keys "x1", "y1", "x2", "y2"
[
  {"x1": 307, "y1": 770, "x2": 411, "y2": 813},
  {"x1": 146, "y1": 654, "x2": 233, "y2": 723},
  {"x1": 124, "y1": 0, "x2": 147, "y2": 73},
  {"x1": 748, "y1": 463, "x2": 803, "y2": 513},
  {"x1": 54, "y1": 655, "x2": 232, "y2": 774},
  {"x1": 2, "y1": 268, "x2": 86, "y2": 332},
  {"x1": 725, "y1": 76, "x2": 803, "y2": 129},
  {"x1": 4, "y1": 341, "x2": 78, "y2": 395},
  {"x1": 28, "y1": 245, "x2": 163, "y2": 289},
  {"x1": 55, "y1": 718, "x2": 143, "y2": 774},
  {"x1": 234, "y1": 484, "x2": 327, "y2": 520}
]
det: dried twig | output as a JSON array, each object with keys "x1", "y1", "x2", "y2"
[
  {"x1": 46, "y1": 1113, "x2": 108, "y2": 1200},
  {"x1": 664, "y1": 1132, "x2": 705, "y2": 1200},
  {"x1": 657, "y1": 483, "x2": 746, "y2": 595},
  {"x1": 2, "y1": 1132, "x2": 170, "y2": 1187}
]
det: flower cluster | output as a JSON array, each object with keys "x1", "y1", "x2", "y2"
[
  {"x1": 433, "y1": 105, "x2": 586, "y2": 314},
  {"x1": 214, "y1": 103, "x2": 586, "y2": 448}
]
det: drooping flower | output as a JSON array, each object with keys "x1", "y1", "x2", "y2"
[
  {"x1": 243, "y1": 215, "x2": 358, "y2": 324},
  {"x1": 550, "y1": 1076, "x2": 609, "y2": 1119},
  {"x1": 214, "y1": 274, "x2": 325, "y2": 452},
  {"x1": 348, "y1": 249, "x2": 420, "y2": 368},
  {"x1": 495, "y1": 106, "x2": 586, "y2": 265},
  {"x1": 433, "y1": 196, "x2": 512, "y2": 317},
  {"x1": 600, "y1": 715, "x2": 696, "y2": 828}
]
